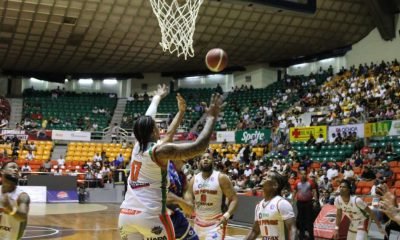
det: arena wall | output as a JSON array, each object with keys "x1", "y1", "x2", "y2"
[
  {"x1": 0, "y1": 76, "x2": 8, "y2": 96},
  {"x1": 346, "y1": 14, "x2": 400, "y2": 67},
  {"x1": 233, "y1": 64, "x2": 277, "y2": 89}
]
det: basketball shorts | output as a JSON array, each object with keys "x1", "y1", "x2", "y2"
[
  {"x1": 170, "y1": 208, "x2": 199, "y2": 240},
  {"x1": 118, "y1": 208, "x2": 175, "y2": 240},
  {"x1": 347, "y1": 219, "x2": 369, "y2": 240},
  {"x1": 194, "y1": 215, "x2": 226, "y2": 240}
]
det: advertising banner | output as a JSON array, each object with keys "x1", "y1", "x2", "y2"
[
  {"x1": 47, "y1": 190, "x2": 78, "y2": 203},
  {"x1": 0, "y1": 129, "x2": 28, "y2": 140},
  {"x1": 328, "y1": 124, "x2": 364, "y2": 138},
  {"x1": 52, "y1": 130, "x2": 91, "y2": 141},
  {"x1": 314, "y1": 205, "x2": 349, "y2": 239},
  {"x1": 19, "y1": 186, "x2": 47, "y2": 203},
  {"x1": 364, "y1": 121, "x2": 392, "y2": 138},
  {"x1": 216, "y1": 131, "x2": 235, "y2": 142},
  {"x1": 235, "y1": 129, "x2": 271, "y2": 144},
  {"x1": 289, "y1": 126, "x2": 327, "y2": 142},
  {"x1": 389, "y1": 120, "x2": 400, "y2": 136},
  {"x1": 27, "y1": 129, "x2": 52, "y2": 141}
]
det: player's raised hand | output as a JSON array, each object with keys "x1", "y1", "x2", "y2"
[
  {"x1": 206, "y1": 93, "x2": 225, "y2": 118},
  {"x1": 155, "y1": 84, "x2": 169, "y2": 99},
  {"x1": 176, "y1": 93, "x2": 186, "y2": 112}
]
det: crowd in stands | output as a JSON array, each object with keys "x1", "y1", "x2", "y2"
[
  {"x1": 0, "y1": 97, "x2": 10, "y2": 129},
  {"x1": 300, "y1": 60, "x2": 400, "y2": 126},
  {"x1": 1, "y1": 60, "x2": 400, "y2": 198},
  {"x1": 21, "y1": 88, "x2": 116, "y2": 132}
]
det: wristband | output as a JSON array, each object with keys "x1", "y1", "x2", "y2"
[
  {"x1": 8, "y1": 206, "x2": 17, "y2": 216},
  {"x1": 334, "y1": 226, "x2": 339, "y2": 230},
  {"x1": 223, "y1": 212, "x2": 231, "y2": 220}
]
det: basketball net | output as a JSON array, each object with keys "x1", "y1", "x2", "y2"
[{"x1": 149, "y1": 0, "x2": 204, "y2": 59}]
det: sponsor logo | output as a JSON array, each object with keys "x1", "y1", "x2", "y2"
[
  {"x1": 335, "y1": 126, "x2": 358, "y2": 134},
  {"x1": 119, "y1": 226, "x2": 128, "y2": 240},
  {"x1": 0, "y1": 226, "x2": 11, "y2": 231},
  {"x1": 151, "y1": 226, "x2": 163, "y2": 235},
  {"x1": 146, "y1": 237, "x2": 167, "y2": 240},
  {"x1": 241, "y1": 131, "x2": 265, "y2": 142},
  {"x1": 262, "y1": 237, "x2": 279, "y2": 240},
  {"x1": 57, "y1": 191, "x2": 69, "y2": 199},
  {"x1": 129, "y1": 181, "x2": 150, "y2": 189}
]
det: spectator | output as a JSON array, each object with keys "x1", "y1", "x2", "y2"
[
  {"x1": 57, "y1": 155, "x2": 65, "y2": 166},
  {"x1": 25, "y1": 150, "x2": 35, "y2": 161}
]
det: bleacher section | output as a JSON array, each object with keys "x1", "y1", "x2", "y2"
[
  {"x1": 124, "y1": 88, "x2": 214, "y2": 130},
  {"x1": 368, "y1": 136, "x2": 400, "y2": 161},
  {"x1": 66, "y1": 142, "x2": 132, "y2": 163},
  {"x1": 0, "y1": 140, "x2": 54, "y2": 170},
  {"x1": 218, "y1": 73, "x2": 328, "y2": 130},
  {"x1": 23, "y1": 90, "x2": 117, "y2": 131},
  {"x1": 291, "y1": 142, "x2": 356, "y2": 162}
]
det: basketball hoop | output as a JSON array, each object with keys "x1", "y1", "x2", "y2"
[{"x1": 149, "y1": 0, "x2": 204, "y2": 59}]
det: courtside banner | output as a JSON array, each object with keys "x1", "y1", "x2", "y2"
[
  {"x1": 52, "y1": 130, "x2": 91, "y2": 141},
  {"x1": 235, "y1": 129, "x2": 271, "y2": 144},
  {"x1": 19, "y1": 186, "x2": 47, "y2": 203},
  {"x1": 328, "y1": 124, "x2": 364, "y2": 138},
  {"x1": 290, "y1": 126, "x2": 327, "y2": 142},
  {"x1": 47, "y1": 190, "x2": 78, "y2": 203},
  {"x1": 314, "y1": 205, "x2": 349, "y2": 239},
  {"x1": 216, "y1": 131, "x2": 235, "y2": 142}
]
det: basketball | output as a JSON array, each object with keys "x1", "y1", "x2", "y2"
[{"x1": 205, "y1": 48, "x2": 228, "y2": 72}]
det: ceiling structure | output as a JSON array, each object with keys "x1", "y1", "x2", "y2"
[{"x1": 0, "y1": 0, "x2": 376, "y2": 77}]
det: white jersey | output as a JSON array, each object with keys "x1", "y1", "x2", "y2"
[
  {"x1": 120, "y1": 142, "x2": 168, "y2": 214},
  {"x1": 334, "y1": 195, "x2": 368, "y2": 221},
  {"x1": 193, "y1": 171, "x2": 223, "y2": 222},
  {"x1": 254, "y1": 196, "x2": 295, "y2": 240},
  {"x1": 0, "y1": 187, "x2": 26, "y2": 240}
]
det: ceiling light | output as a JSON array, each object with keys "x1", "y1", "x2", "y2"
[
  {"x1": 30, "y1": 78, "x2": 42, "y2": 82},
  {"x1": 78, "y1": 78, "x2": 93, "y2": 84},
  {"x1": 319, "y1": 58, "x2": 335, "y2": 63},
  {"x1": 103, "y1": 79, "x2": 117, "y2": 85}
]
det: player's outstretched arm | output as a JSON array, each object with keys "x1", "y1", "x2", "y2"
[
  {"x1": 167, "y1": 192, "x2": 194, "y2": 216},
  {"x1": 154, "y1": 94, "x2": 223, "y2": 164},
  {"x1": 2, "y1": 193, "x2": 30, "y2": 222},
  {"x1": 245, "y1": 221, "x2": 260, "y2": 240},
  {"x1": 218, "y1": 174, "x2": 238, "y2": 226},
  {"x1": 284, "y1": 218, "x2": 297, "y2": 240},
  {"x1": 145, "y1": 84, "x2": 169, "y2": 117},
  {"x1": 161, "y1": 93, "x2": 186, "y2": 144}
]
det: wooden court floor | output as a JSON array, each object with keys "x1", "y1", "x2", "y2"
[{"x1": 24, "y1": 203, "x2": 250, "y2": 240}]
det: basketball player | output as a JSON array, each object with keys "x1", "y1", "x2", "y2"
[
  {"x1": 0, "y1": 161, "x2": 31, "y2": 240},
  {"x1": 334, "y1": 179, "x2": 385, "y2": 240},
  {"x1": 119, "y1": 88, "x2": 224, "y2": 240},
  {"x1": 167, "y1": 160, "x2": 199, "y2": 240},
  {"x1": 245, "y1": 171, "x2": 296, "y2": 240},
  {"x1": 185, "y1": 153, "x2": 238, "y2": 240}
]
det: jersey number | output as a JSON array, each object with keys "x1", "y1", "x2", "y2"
[
  {"x1": 201, "y1": 194, "x2": 207, "y2": 203},
  {"x1": 130, "y1": 161, "x2": 142, "y2": 181}
]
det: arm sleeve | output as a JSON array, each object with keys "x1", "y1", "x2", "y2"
[
  {"x1": 355, "y1": 197, "x2": 368, "y2": 209},
  {"x1": 334, "y1": 197, "x2": 341, "y2": 209},
  {"x1": 278, "y1": 199, "x2": 295, "y2": 220},
  {"x1": 145, "y1": 95, "x2": 161, "y2": 118},
  {"x1": 254, "y1": 203, "x2": 261, "y2": 221}
]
